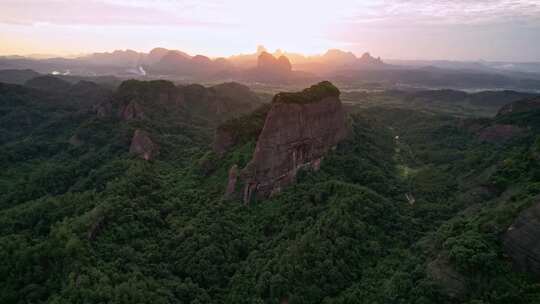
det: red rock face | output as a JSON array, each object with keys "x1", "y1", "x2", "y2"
[
  {"x1": 119, "y1": 100, "x2": 145, "y2": 121},
  {"x1": 224, "y1": 165, "x2": 239, "y2": 199},
  {"x1": 129, "y1": 129, "x2": 159, "y2": 161},
  {"x1": 241, "y1": 96, "x2": 347, "y2": 203}
]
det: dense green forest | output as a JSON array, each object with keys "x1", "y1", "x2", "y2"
[{"x1": 1, "y1": 77, "x2": 540, "y2": 304}]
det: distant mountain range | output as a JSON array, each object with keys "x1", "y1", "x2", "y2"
[
  {"x1": 0, "y1": 47, "x2": 387, "y2": 79},
  {"x1": 1, "y1": 46, "x2": 539, "y2": 91},
  {"x1": 387, "y1": 59, "x2": 540, "y2": 75}
]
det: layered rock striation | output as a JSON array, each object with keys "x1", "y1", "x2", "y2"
[{"x1": 227, "y1": 81, "x2": 347, "y2": 203}]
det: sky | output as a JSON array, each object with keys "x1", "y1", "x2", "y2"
[{"x1": 1, "y1": 0, "x2": 540, "y2": 61}]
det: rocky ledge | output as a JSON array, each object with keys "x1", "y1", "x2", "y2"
[{"x1": 226, "y1": 81, "x2": 347, "y2": 203}]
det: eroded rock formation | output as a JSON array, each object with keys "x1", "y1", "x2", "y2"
[
  {"x1": 503, "y1": 201, "x2": 540, "y2": 277},
  {"x1": 129, "y1": 129, "x2": 159, "y2": 161},
  {"x1": 119, "y1": 99, "x2": 145, "y2": 120},
  {"x1": 257, "y1": 51, "x2": 292, "y2": 74},
  {"x1": 224, "y1": 165, "x2": 239, "y2": 199},
  {"x1": 239, "y1": 81, "x2": 347, "y2": 203}
]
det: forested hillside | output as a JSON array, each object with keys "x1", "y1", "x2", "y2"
[{"x1": 1, "y1": 78, "x2": 540, "y2": 303}]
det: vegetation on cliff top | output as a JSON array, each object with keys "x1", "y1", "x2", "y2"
[
  {"x1": 272, "y1": 81, "x2": 340, "y2": 104},
  {"x1": 115, "y1": 79, "x2": 177, "y2": 102},
  {"x1": 217, "y1": 103, "x2": 271, "y2": 143}
]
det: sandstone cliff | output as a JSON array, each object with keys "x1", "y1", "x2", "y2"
[
  {"x1": 503, "y1": 201, "x2": 540, "y2": 277},
  {"x1": 130, "y1": 129, "x2": 159, "y2": 161},
  {"x1": 224, "y1": 165, "x2": 239, "y2": 199},
  {"x1": 119, "y1": 99, "x2": 145, "y2": 120},
  {"x1": 460, "y1": 96, "x2": 540, "y2": 143},
  {"x1": 232, "y1": 81, "x2": 347, "y2": 203}
]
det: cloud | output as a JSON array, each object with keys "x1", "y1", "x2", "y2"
[
  {"x1": 342, "y1": 0, "x2": 540, "y2": 26},
  {"x1": 0, "y1": 0, "x2": 231, "y2": 27},
  {"x1": 1, "y1": 0, "x2": 539, "y2": 60},
  {"x1": 3, "y1": 0, "x2": 538, "y2": 28}
]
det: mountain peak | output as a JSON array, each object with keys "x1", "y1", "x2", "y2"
[
  {"x1": 236, "y1": 81, "x2": 347, "y2": 203},
  {"x1": 257, "y1": 52, "x2": 292, "y2": 73},
  {"x1": 322, "y1": 49, "x2": 357, "y2": 64},
  {"x1": 358, "y1": 52, "x2": 384, "y2": 65}
]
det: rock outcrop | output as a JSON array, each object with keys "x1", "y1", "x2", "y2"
[
  {"x1": 224, "y1": 165, "x2": 239, "y2": 199},
  {"x1": 239, "y1": 81, "x2": 347, "y2": 203},
  {"x1": 257, "y1": 51, "x2": 292, "y2": 74},
  {"x1": 358, "y1": 52, "x2": 384, "y2": 65},
  {"x1": 119, "y1": 99, "x2": 145, "y2": 120},
  {"x1": 129, "y1": 129, "x2": 159, "y2": 161},
  {"x1": 503, "y1": 201, "x2": 540, "y2": 277},
  {"x1": 242, "y1": 52, "x2": 306, "y2": 84}
]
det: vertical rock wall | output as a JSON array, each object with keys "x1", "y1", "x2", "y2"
[{"x1": 238, "y1": 82, "x2": 347, "y2": 203}]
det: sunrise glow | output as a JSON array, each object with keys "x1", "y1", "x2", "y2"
[{"x1": 1, "y1": 0, "x2": 540, "y2": 61}]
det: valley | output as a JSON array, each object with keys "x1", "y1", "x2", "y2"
[
  {"x1": 1, "y1": 71, "x2": 539, "y2": 303},
  {"x1": 3, "y1": 0, "x2": 540, "y2": 302}
]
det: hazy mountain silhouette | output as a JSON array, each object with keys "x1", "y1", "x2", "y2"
[{"x1": 1, "y1": 46, "x2": 540, "y2": 90}]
